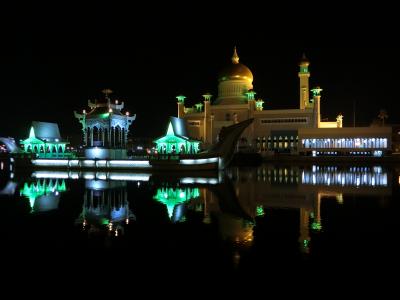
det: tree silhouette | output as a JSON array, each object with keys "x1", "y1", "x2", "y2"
[{"x1": 378, "y1": 109, "x2": 388, "y2": 126}]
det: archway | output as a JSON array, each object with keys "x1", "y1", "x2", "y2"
[
  {"x1": 115, "y1": 126, "x2": 121, "y2": 147},
  {"x1": 180, "y1": 144, "x2": 185, "y2": 154}
]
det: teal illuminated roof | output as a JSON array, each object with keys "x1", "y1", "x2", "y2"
[
  {"x1": 31, "y1": 121, "x2": 62, "y2": 142},
  {"x1": 169, "y1": 117, "x2": 188, "y2": 138}
]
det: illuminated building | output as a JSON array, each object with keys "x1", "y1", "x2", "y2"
[
  {"x1": 153, "y1": 117, "x2": 201, "y2": 154},
  {"x1": 20, "y1": 121, "x2": 70, "y2": 158},
  {"x1": 74, "y1": 89, "x2": 136, "y2": 159},
  {"x1": 177, "y1": 48, "x2": 391, "y2": 156},
  {"x1": 299, "y1": 127, "x2": 391, "y2": 157}
]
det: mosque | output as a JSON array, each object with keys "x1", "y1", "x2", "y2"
[{"x1": 177, "y1": 48, "x2": 391, "y2": 157}]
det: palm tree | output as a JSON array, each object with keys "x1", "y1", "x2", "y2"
[{"x1": 378, "y1": 109, "x2": 388, "y2": 126}]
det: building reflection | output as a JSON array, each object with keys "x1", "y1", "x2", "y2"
[
  {"x1": 76, "y1": 179, "x2": 135, "y2": 237},
  {"x1": 223, "y1": 164, "x2": 391, "y2": 255},
  {"x1": 153, "y1": 186, "x2": 200, "y2": 222},
  {"x1": 9, "y1": 165, "x2": 393, "y2": 261},
  {"x1": 19, "y1": 178, "x2": 67, "y2": 213}
]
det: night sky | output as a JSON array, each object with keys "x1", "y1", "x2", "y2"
[{"x1": 1, "y1": 6, "x2": 399, "y2": 142}]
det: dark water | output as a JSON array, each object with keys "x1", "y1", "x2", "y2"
[{"x1": 1, "y1": 163, "x2": 399, "y2": 289}]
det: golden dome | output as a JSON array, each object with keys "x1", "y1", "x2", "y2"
[{"x1": 219, "y1": 47, "x2": 253, "y2": 83}]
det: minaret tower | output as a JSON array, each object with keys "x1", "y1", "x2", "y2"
[{"x1": 298, "y1": 53, "x2": 311, "y2": 110}]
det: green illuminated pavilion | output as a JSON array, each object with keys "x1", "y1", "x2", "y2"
[
  {"x1": 154, "y1": 117, "x2": 201, "y2": 154},
  {"x1": 20, "y1": 121, "x2": 70, "y2": 158}
]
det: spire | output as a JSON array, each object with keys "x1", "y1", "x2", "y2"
[
  {"x1": 29, "y1": 126, "x2": 35, "y2": 138},
  {"x1": 232, "y1": 46, "x2": 239, "y2": 64}
]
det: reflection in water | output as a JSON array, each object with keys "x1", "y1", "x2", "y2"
[
  {"x1": 75, "y1": 180, "x2": 135, "y2": 237},
  {"x1": 1, "y1": 164, "x2": 395, "y2": 271},
  {"x1": 153, "y1": 186, "x2": 200, "y2": 222},
  {"x1": 302, "y1": 165, "x2": 387, "y2": 187},
  {"x1": 19, "y1": 179, "x2": 67, "y2": 213}
]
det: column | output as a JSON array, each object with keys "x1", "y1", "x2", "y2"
[
  {"x1": 90, "y1": 127, "x2": 94, "y2": 147},
  {"x1": 102, "y1": 128, "x2": 105, "y2": 146},
  {"x1": 120, "y1": 128, "x2": 123, "y2": 148}
]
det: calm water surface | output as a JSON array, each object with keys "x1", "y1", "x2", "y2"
[{"x1": 1, "y1": 163, "x2": 399, "y2": 284}]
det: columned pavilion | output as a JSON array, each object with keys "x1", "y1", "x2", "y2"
[{"x1": 74, "y1": 89, "x2": 136, "y2": 159}]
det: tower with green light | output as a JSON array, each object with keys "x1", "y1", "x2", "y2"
[
  {"x1": 74, "y1": 89, "x2": 136, "y2": 159},
  {"x1": 298, "y1": 53, "x2": 311, "y2": 110}
]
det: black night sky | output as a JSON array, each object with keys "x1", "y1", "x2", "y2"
[{"x1": 1, "y1": 6, "x2": 399, "y2": 142}]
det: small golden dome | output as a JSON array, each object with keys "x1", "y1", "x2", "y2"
[
  {"x1": 299, "y1": 53, "x2": 310, "y2": 67},
  {"x1": 219, "y1": 47, "x2": 253, "y2": 82}
]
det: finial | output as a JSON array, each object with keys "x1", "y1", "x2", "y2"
[
  {"x1": 299, "y1": 53, "x2": 310, "y2": 67},
  {"x1": 232, "y1": 46, "x2": 239, "y2": 64}
]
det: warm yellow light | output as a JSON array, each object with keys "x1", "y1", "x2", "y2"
[{"x1": 109, "y1": 108, "x2": 112, "y2": 113}]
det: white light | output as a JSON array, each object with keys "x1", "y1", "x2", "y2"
[
  {"x1": 83, "y1": 160, "x2": 95, "y2": 166},
  {"x1": 108, "y1": 160, "x2": 150, "y2": 168},
  {"x1": 32, "y1": 159, "x2": 69, "y2": 166},
  {"x1": 32, "y1": 171, "x2": 69, "y2": 179},
  {"x1": 70, "y1": 172, "x2": 80, "y2": 179},
  {"x1": 69, "y1": 160, "x2": 80, "y2": 167},
  {"x1": 109, "y1": 174, "x2": 150, "y2": 181},
  {"x1": 83, "y1": 173, "x2": 95, "y2": 180},
  {"x1": 96, "y1": 173, "x2": 107, "y2": 180},
  {"x1": 180, "y1": 157, "x2": 218, "y2": 165}
]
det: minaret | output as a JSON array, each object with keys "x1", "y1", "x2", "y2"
[
  {"x1": 298, "y1": 53, "x2": 310, "y2": 110},
  {"x1": 176, "y1": 95, "x2": 186, "y2": 118},
  {"x1": 311, "y1": 86, "x2": 323, "y2": 128},
  {"x1": 203, "y1": 93, "x2": 212, "y2": 144}
]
